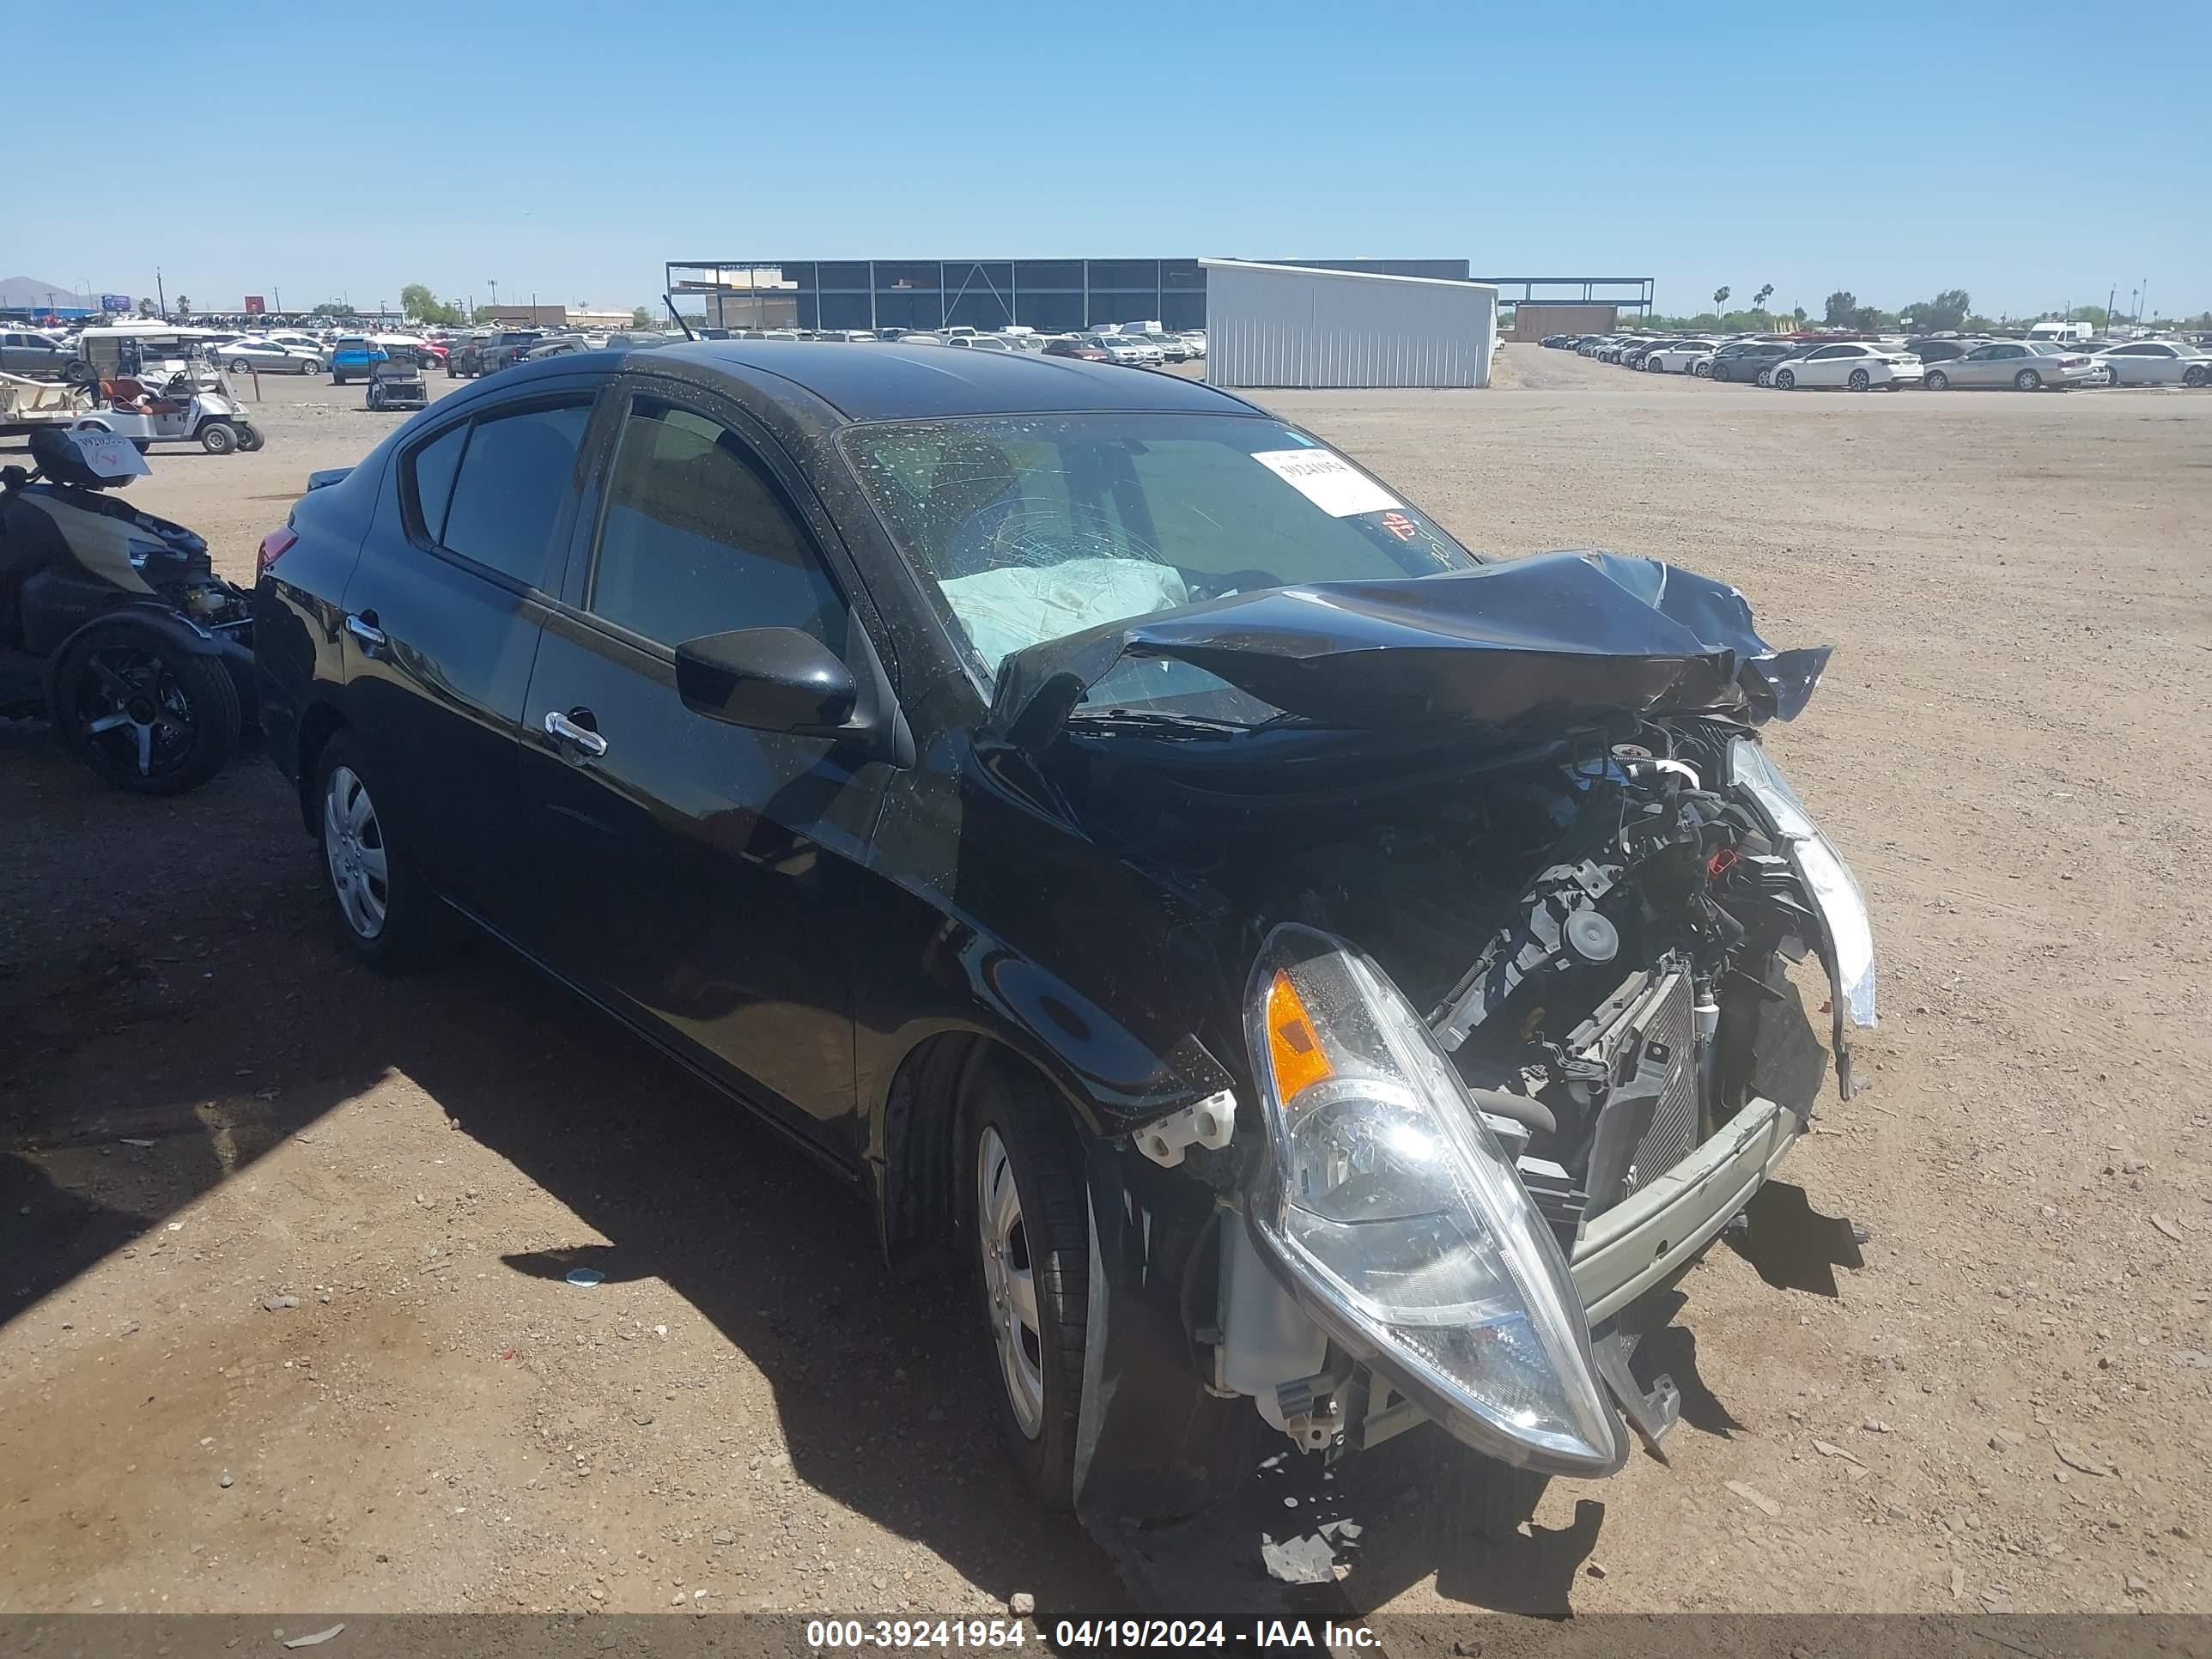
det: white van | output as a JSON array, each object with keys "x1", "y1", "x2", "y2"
[{"x1": 2028, "y1": 319, "x2": 2093, "y2": 345}]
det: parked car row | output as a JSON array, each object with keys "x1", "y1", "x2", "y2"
[{"x1": 1540, "y1": 330, "x2": 2212, "y2": 392}]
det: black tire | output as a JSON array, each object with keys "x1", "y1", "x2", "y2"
[
  {"x1": 1925, "y1": 370, "x2": 1949, "y2": 391},
  {"x1": 1711, "y1": 362, "x2": 1731, "y2": 381},
  {"x1": 131, "y1": 440, "x2": 151, "y2": 454},
  {"x1": 199, "y1": 420, "x2": 237, "y2": 454},
  {"x1": 313, "y1": 730, "x2": 464, "y2": 972},
  {"x1": 229, "y1": 358, "x2": 252, "y2": 374},
  {"x1": 237, "y1": 425, "x2": 264, "y2": 453},
  {"x1": 54, "y1": 623, "x2": 240, "y2": 795},
  {"x1": 2015, "y1": 368, "x2": 2043, "y2": 392},
  {"x1": 2183, "y1": 366, "x2": 2207, "y2": 388},
  {"x1": 1773, "y1": 368, "x2": 1796, "y2": 390},
  {"x1": 967, "y1": 1060, "x2": 1088, "y2": 1510},
  {"x1": 1848, "y1": 368, "x2": 1871, "y2": 391}
]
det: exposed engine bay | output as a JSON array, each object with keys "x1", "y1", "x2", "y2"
[
  {"x1": 1078, "y1": 714, "x2": 1840, "y2": 1218},
  {"x1": 1065, "y1": 705, "x2": 1868, "y2": 1471}
]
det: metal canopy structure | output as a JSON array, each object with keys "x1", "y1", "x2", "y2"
[
  {"x1": 663, "y1": 258, "x2": 1485, "y2": 335},
  {"x1": 1473, "y1": 276, "x2": 1656, "y2": 314}
]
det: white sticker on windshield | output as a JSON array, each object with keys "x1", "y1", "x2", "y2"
[{"x1": 1250, "y1": 449, "x2": 1401, "y2": 518}]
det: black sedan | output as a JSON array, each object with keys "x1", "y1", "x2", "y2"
[{"x1": 252, "y1": 341, "x2": 1875, "y2": 1529}]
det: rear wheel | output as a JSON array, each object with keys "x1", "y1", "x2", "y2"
[
  {"x1": 229, "y1": 358, "x2": 252, "y2": 374},
  {"x1": 1848, "y1": 368, "x2": 1871, "y2": 392},
  {"x1": 301, "y1": 358, "x2": 322, "y2": 374},
  {"x1": 313, "y1": 732, "x2": 463, "y2": 971},
  {"x1": 2015, "y1": 368, "x2": 2043, "y2": 392},
  {"x1": 1773, "y1": 368, "x2": 1796, "y2": 390},
  {"x1": 54, "y1": 622, "x2": 240, "y2": 795},
  {"x1": 968, "y1": 1062, "x2": 1088, "y2": 1510}
]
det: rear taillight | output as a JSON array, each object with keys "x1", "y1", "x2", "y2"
[{"x1": 256, "y1": 526, "x2": 298, "y2": 580}]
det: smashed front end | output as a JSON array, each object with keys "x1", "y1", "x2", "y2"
[{"x1": 1006, "y1": 552, "x2": 1877, "y2": 1498}]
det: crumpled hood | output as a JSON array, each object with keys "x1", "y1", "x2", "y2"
[{"x1": 987, "y1": 550, "x2": 1832, "y2": 749}]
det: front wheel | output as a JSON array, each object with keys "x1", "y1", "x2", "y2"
[
  {"x1": 301, "y1": 359, "x2": 322, "y2": 374},
  {"x1": 1848, "y1": 368, "x2": 1871, "y2": 392},
  {"x1": 229, "y1": 358, "x2": 252, "y2": 374},
  {"x1": 2182, "y1": 365, "x2": 2209, "y2": 388},
  {"x1": 1773, "y1": 368, "x2": 1796, "y2": 390},
  {"x1": 314, "y1": 732, "x2": 463, "y2": 971},
  {"x1": 969, "y1": 1062, "x2": 1088, "y2": 1510},
  {"x1": 1924, "y1": 370, "x2": 1949, "y2": 391},
  {"x1": 2015, "y1": 369, "x2": 2044, "y2": 392},
  {"x1": 199, "y1": 420, "x2": 238, "y2": 454},
  {"x1": 236, "y1": 425, "x2": 264, "y2": 453},
  {"x1": 54, "y1": 623, "x2": 240, "y2": 794}
]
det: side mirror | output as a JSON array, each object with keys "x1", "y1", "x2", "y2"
[{"x1": 675, "y1": 627, "x2": 858, "y2": 738}]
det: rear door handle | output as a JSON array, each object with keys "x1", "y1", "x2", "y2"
[
  {"x1": 544, "y1": 708, "x2": 608, "y2": 757},
  {"x1": 344, "y1": 611, "x2": 386, "y2": 647}
]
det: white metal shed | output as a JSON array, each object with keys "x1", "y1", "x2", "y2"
[{"x1": 1201, "y1": 258, "x2": 1498, "y2": 389}]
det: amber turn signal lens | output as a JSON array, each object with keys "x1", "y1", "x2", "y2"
[{"x1": 1265, "y1": 970, "x2": 1335, "y2": 1102}]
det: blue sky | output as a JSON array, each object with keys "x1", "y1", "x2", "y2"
[{"x1": 14, "y1": 0, "x2": 2209, "y2": 319}]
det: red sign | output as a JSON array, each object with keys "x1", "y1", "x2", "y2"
[
  {"x1": 244, "y1": 295, "x2": 265, "y2": 314},
  {"x1": 1379, "y1": 510, "x2": 1419, "y2": 542}
]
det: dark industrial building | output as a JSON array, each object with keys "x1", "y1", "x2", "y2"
[{"x1": 665, "y1": 258, "x2": 1480, "y2": 335}]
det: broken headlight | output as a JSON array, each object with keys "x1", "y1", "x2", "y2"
[
  {"x1": 1243, "y1": 924, "x2": 1623, "y2": 1475},
  {"x1": 1728, "y1": 738, "x2": 1876, "y2": 1030}
]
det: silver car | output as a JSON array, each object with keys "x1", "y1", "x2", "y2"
[
  {"x1": 2092, "y1": 340, "x2": 2212, "y2": 388},
  {"x1": 219, "y1": 337, "x2": 325, "y2": 374},
  {"x1": 1920, "y1": 340, "x2": 2098, "y2": 392}
]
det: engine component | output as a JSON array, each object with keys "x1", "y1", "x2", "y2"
[{"x1": 1432, "y1": 859, "x2": 1619, "y2": 1049}]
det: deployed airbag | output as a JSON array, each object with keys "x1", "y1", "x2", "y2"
[{"x1": 988, "y1": 550, "x2": 1832, "y2": 750}]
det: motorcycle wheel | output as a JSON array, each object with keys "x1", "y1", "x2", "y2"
[{"x1": 54, "y1": 623, "x2": 240, "y2": 795}]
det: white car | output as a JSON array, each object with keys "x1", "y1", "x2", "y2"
[
  {"x1": 945, "y1": 334, "x2": 1017, "y2": 352},
  {"x1": 1769, "y1": 341, "x2": 1923, "y2": 391},
  {"x1": 1178, "y1": 330, "x2": 1206, "y2": 357},
  {"x1": 1088, "y1": 334, "x2": 1163, "y2": 367},
  {"x1": 1644, "y1": 338, "x2": 1720, "y2": 374},
  {"x1": 2092, "y1": 339, "x2": 2212, "y2": 388},
  {"x1": 221, "y1": 337, "x2": 325, "y2": 374}
]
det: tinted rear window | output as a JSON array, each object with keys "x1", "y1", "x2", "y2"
[
  {"x1": 409, "y1": 422, "x2": 467, "y2": 541},
  {"x1": 439, "y1": 401, "x2": 591, "y2": 589}
]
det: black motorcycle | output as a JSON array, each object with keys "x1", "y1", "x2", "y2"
[{"x1": 0, "y1": 427, "x2": 252, "y2": 793}]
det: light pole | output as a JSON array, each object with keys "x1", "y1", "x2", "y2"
[{"x1": 489, "y1": 279, "x2": 499, "y2": 315}]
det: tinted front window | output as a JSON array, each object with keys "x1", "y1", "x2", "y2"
[
  {"x1": 440, "y1": 401, "x2": 590, "y2": 589},
  {"x1": 588, "y1": 400, "x2": 842, "y2": 647},
  {"x1": 844, "y1": 413, "x2": 1477, "y2": 714}
]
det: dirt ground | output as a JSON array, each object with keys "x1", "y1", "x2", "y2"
[{"x1": 3, "y1": 351, "x2": 2208, "y2": 1629}]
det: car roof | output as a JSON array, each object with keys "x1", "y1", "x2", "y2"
[{"x1": 585, "y1": 339, "x2": 1261, "y2": 422}]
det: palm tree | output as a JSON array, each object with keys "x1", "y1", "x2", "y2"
[
  {"x1": 1713, "y1": 287, "x2": 1730, "y2": 312},
  {"x1": 1753, "y1": 283, "x2": 1774, "y2": 310}
]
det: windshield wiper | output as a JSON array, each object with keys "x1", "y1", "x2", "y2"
[{"x1": 1064, "y1": 708, "x2": 1257, "y2": 738}]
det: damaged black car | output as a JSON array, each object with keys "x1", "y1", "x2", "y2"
[{"x1": 252, "y1": 342, "x2": 1876, "y2": 1528}]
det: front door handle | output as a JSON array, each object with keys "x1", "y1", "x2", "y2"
[
  {"x1": 544, "y1": 708, "x2": 608, "y2": 757},
  {"x1": 344, "y1": 611, "x2": 386, "y2": 647}
]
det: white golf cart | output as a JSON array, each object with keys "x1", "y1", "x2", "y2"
[{"x1": 69, "y1": 325, "x2": 264, "y2": 455}]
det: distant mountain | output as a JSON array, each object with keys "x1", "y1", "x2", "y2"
[{"x1": 0, "y1": 276, "x2": 94, "y2": 309}]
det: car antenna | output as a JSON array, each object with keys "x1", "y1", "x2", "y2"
[{"x1": 663, "y1": 295, "x2": 695, "y2": 342}]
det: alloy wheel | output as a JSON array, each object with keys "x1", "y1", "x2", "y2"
[
  {"x1": 73, "y1": 647, "x2": 195, "y2": 781},
  {"x1": 975, "y1": 1126, "x2": 1045, "y2": 1440},
  {"x1": 323, "y1": 765, "x2": 391, "y2": 939}
]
